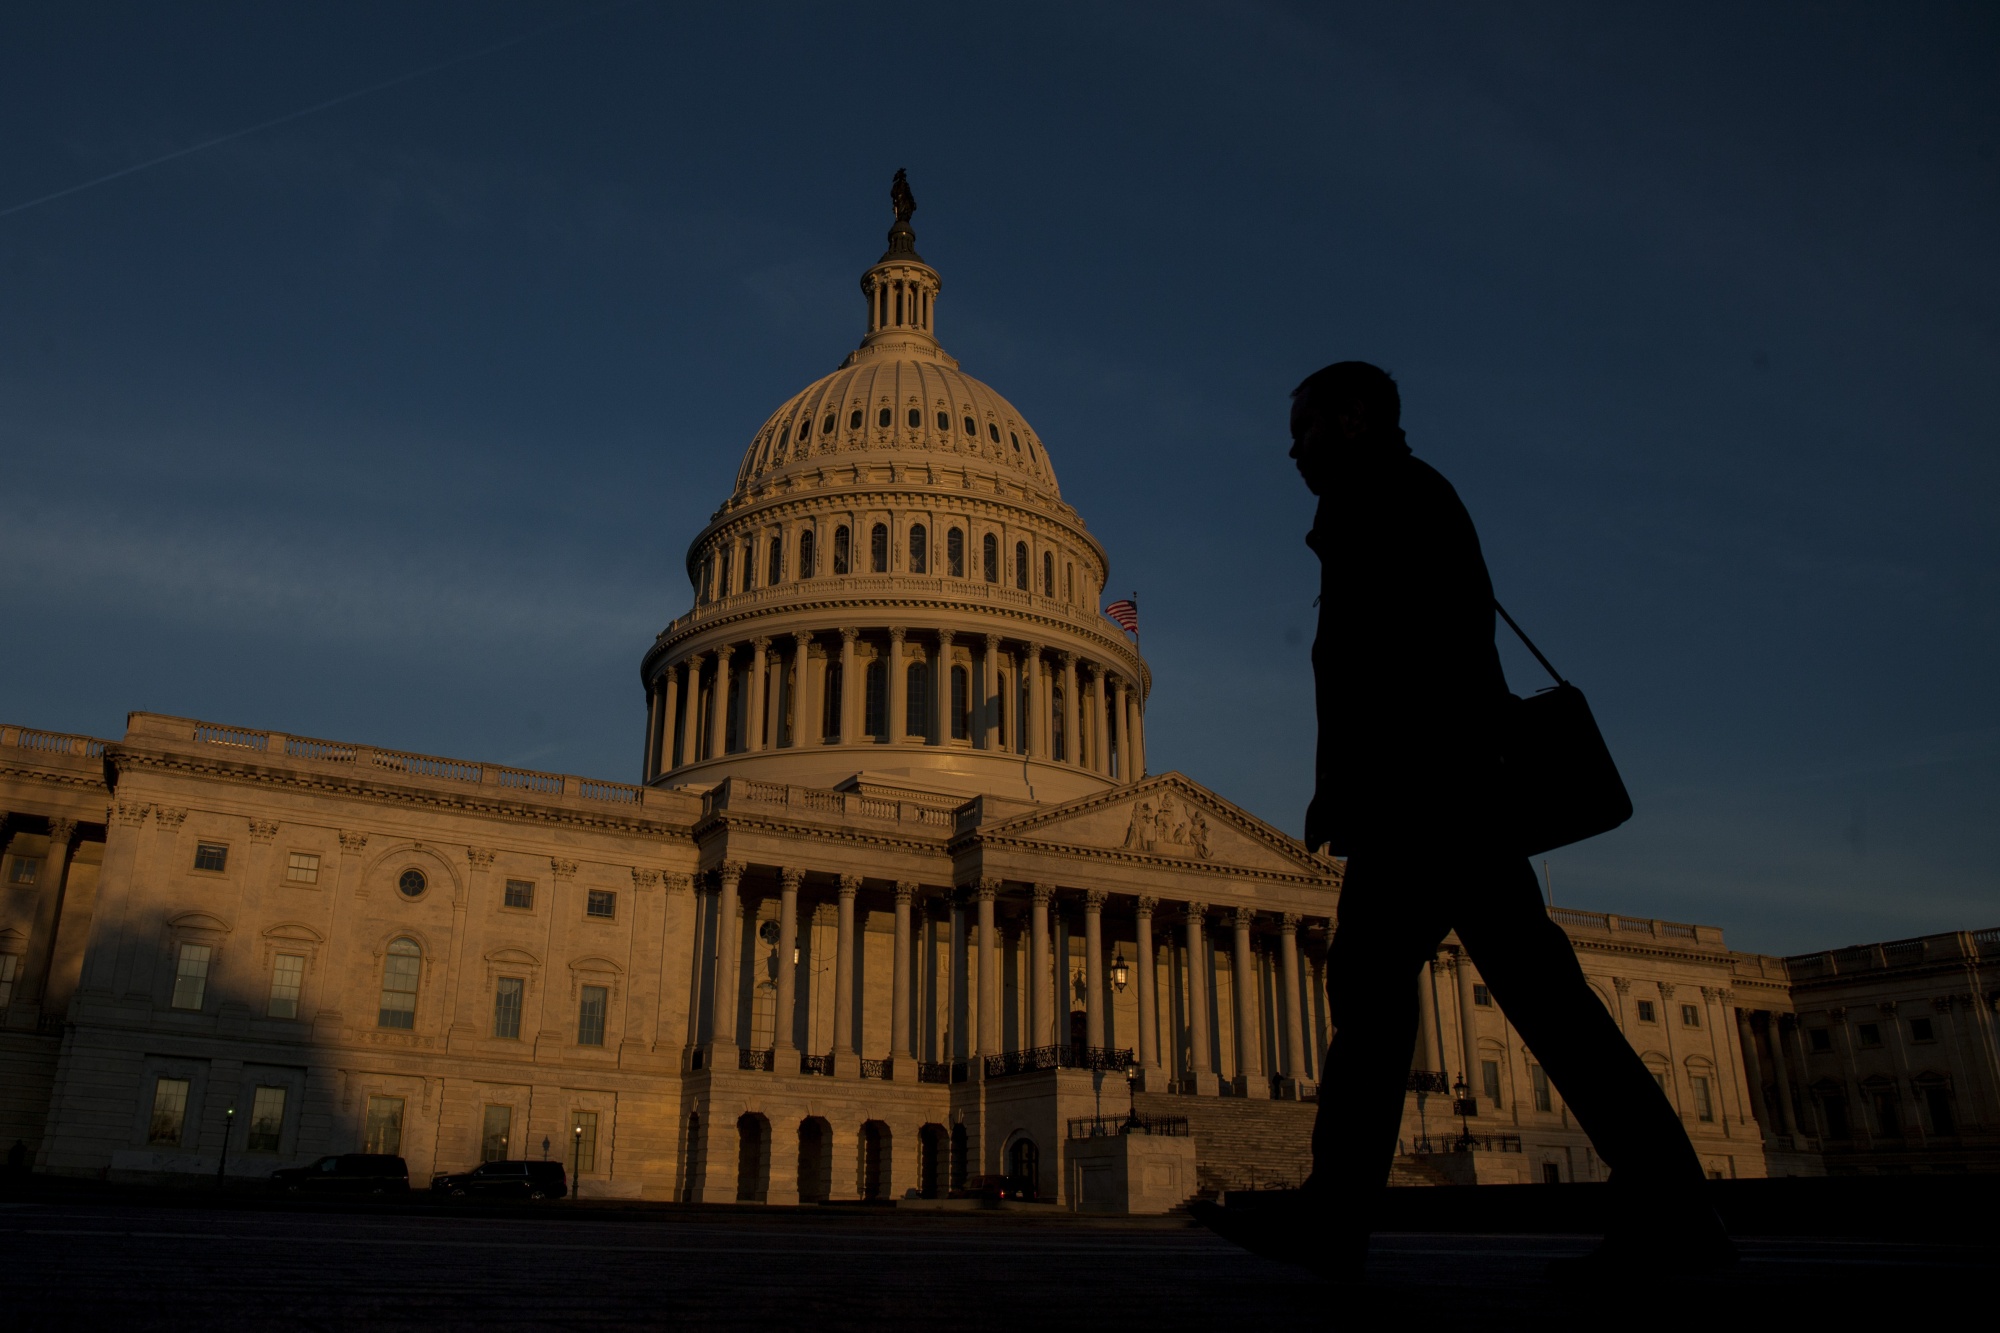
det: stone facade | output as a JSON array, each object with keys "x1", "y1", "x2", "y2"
[{"x1": 2, "y1": 189, "x2": 1992, "y2": 1205}]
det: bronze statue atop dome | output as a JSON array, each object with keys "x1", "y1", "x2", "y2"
[{"x1": 890, "y1": 168, "x2": 916, "y2": 224}]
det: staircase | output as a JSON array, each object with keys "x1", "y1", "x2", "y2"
[{"x1": 1133, "y1": 1092, "x2": 1460, "y2": 1194}]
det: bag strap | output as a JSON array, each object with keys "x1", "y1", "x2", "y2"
[{"x1": 1494, "y1": 599, "x2": 1567, "y2": 687}]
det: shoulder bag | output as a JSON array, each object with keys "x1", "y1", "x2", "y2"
[{"x1": 1494, "y1": 601, "x2": 1633, "y2": 857}]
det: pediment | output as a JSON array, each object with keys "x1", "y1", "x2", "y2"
[
  {"x1": 485, "y1": 947, "x2": 541, "y2": 967},
  {"x1": 168, "y1": 910, "x2": 232, "y2": 934},
  {"x1": 263, "y1": 922, "x2": 324, "y2": 944},
  {"x1": 976, "y1": 773, "x2": 1337, "y2": 879},
  {"x1": 569, "y1": 954, "x2": 624, "y2": 975}
]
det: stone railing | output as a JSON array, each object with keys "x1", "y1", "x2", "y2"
[
  {"x1": 1784, "y1": 928, "x2": 1998, "y2": 980},
  {"x1": 704, "y1": 777, "x2": 957, "y2": 830},
  {"x1": 151, "y1": 716, "x2": 653, "y2": 810},
  {"x1": 2, "y1": 725, "x2": 110, "y2": 759},
  {"x1": 1548, "y1": 907, "x2": 1716, "y2": 945}
]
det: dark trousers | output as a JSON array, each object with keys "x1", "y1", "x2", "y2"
[{"x1": 1306, "y1": 844, "x2": 1707, "y2": 1234}]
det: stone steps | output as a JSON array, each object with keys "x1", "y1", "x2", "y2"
[{"x1": 1133, "y1": 1092, "x2": 1456, "y2": 1193}]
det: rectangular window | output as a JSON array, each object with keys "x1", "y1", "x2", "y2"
[
  {"x1": 247, "y1": 1085, "x2": 286, "y2": 1152},
  {"x1": 1691, "y1": 1075, "x2": 1714, "y2": 1122},
  {"x1": 1541, "y1": 1162, "x2": 1562, "y2": 1185},
  {"x1": 503, "y1": 878, "x2": 535, "y2": 910},
  {"x1": 1652, "y1": 1071, "x2": 1669, "y2": 1096},
  {"x1": 1635, "y1": 1000, "x2": 1657, "y2": 1023},
  {"x1": 1472, "y1": 983, "x2": 1491, "y2": 1007},
  {"x1": 578, "y1": 985, "x2": 608, "y2": 1046},
  {"x1": 1530, "y1": 1064, "x2": 1552, "y2": 1113},
  {"x1": 363, "y1": 1095, "x2": 404, "y2": 1155},
  {"x1": 570, "y1": 1110, "x2": 599, "y2": 1173},
  {"x1": 493, "y1": 977, "x2": 524, "y2": 1039},
  {"x1": 1819, "y1": 1090, "x2": 1850, "y2": 1139},
  {"x1": 0, "y1": 954, "x2": 18, "y2": 1007},
  {"x1": 585, "y1": 889, "x2": 617, "y2": 920},
  {"x1": 1808, "y1": 1028, "x2": 1832, "y2": 1053},
  {"x1": 1909, "y1": 1017, "x2": 1935, "y2": 1043},
  {"x1": 172, "y1": 943, "x2": 212, "y2": 1010},
  {"x1": 1872, "y1": 1089, "x2": 1901, "y2": 1137},
  {"x1": 193, "y1": 842, "x2": 229, "y2": 872},
  {"x1": 148, "y1": 1077, "x2": 190, "y2": 1145},
  {"x1": 481, "y1": 1104, "x2": 513, "y2": 1162},
  {"x1": 1480, "y1": 1059, "x2": 1502, "y2": 1107},
  {"x1": 1857, "y1": 1022, "x2": 1882, "y2": 1048},
  {"x1": 1680, "y1": 1003, "x2": 1701, "y2": 1028},
  {"x1": 284, "y1": 852, "x2": 320, "y2": 885},
  {"x1": 9, "y1": 856, "x2": 38, "y2": 885},
  {"x1": 267, "y1": 952, "x2": 305, "y2": 1018}
]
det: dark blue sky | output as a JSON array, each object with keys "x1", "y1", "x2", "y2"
[{"x1": 2, "y1": 3, "x2": 1994, "y2": 955}]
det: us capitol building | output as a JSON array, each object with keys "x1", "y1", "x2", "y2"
[{"x1": 2, "y1": 179, "x2": 1994, "y2": 1206}]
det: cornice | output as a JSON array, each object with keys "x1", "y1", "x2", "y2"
[
  {"x1": 0, "y1": 760, "x2": 110, "y2": 792},
  {"x1": 963, "y1": 831, "x2": 1339, "y2": 892},
  {"x1": 693, "y1": 809, "x2": 951, "y2": 860},
  {"x1": 110, "y1": 748, "x2": 697, "y2": 843}
]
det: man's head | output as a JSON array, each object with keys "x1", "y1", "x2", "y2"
[{"x1": 1289, "y1": 361, "x2": 1403, "y2": 493}]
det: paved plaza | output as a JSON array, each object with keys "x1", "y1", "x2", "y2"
[{"x1": 1, "y1": 1190, "x2": 1988, "y2": 1329}]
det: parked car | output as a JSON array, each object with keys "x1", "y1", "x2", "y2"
[
  {"x1": 269, "y1": 1154, "x2": 410, "y2": 1195},
  {"x1": 429, "y1": 1160, "x2": 568, "y2": 1200}
]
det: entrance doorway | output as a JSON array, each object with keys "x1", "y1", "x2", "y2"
[
  {"x1": 917, "y1": 1124, "x2": 946, "y2": 1199},
  {"x1": 1007, "y1": 1137, "x2": 1040, "y2": 1200},
  {"x1": 736, "y1": 1113, "x2": 770, "y2": 1202},
  {"x1": 798, "y1": 1116, "x2": 833, "y2": 1202},
  {"x1": 860, "y1": 1121, "x2": 890, "y2": 1200}
]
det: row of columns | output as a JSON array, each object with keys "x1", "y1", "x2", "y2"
[
  {"x1": 647, "y1": 629, "x2": 1145, "y2": 780},
  {"x1": 693, "y1": 867, "x2": 1320, "y2": 1098},
  {"x1": 0, "y1": 813, "x2": 81, "y2": 1020}
]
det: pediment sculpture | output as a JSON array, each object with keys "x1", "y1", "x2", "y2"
[{"x1": 1121, "y1": 792, "x2": 1211, "y2": 860}]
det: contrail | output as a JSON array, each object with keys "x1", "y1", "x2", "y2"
[{"x1": 0, "y1": 6, "x2": 617, "y2": 221}]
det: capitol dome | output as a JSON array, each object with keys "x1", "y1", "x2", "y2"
[{"x1": 639, "y1": 173, "x2": 1149, "y2": 803}]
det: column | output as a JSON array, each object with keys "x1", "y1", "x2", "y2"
[
  {"x1": 975, "y1": 880, "x2": 999, "y2": 1057},
  {"x1": 1025, "y1": 644, "x2": 1047, "y2": 759},
  {"x1": 1734, "y1": 1009, "x2": 1766, "y2": 1134},
  {"x1": 981, "y1": 633, "x2": 1001, "y2": 749},
  {"x1": 747, "y1": 638, "x2": 770, "y2": 751},
  {"x1": 773, "y1": 869, "x2": 802, "y2": 1056},
  {"x1": 1416, "y1": 961, "x2": 1440, "y2": 1072},
  {"x1": 1112, "y1": 676, "x2": 1131, "y2": 782},
  {"x1": 1091, "y1": 672, "x2": 1112, "y2": 776},
  {"x1": 837, "y1": 628, "x2": 859, "y2": 745},
  {"x1": 1231, "y1": 908, "x2": 1267, "y2": 1097},
  {"x1": 708, "y1": 645, "x2": 733, "y2": 759},
  {"x1": 1029, "y1": 885, "x2": 1053, "y2": 1049},
  {"x1": 1763, "y1": 1013, "x2": 1802, "y2": 1143},
  {"x1": 680, "y1": 653, "x2": 704, "y2": 766},
  {"x1": 794, "y1": 632, "x2": 820, "y2": 746},
  {"x1": 833, "y1": 874, "x2": 858, "y2": 1070},
  {"x1": 710, "y1": 862, "x2": 746, "y2": 1053},
  {"x1": 1083, "y1": 892, "x2": 1106, "y2": 1049},
  {"x1": 20, "y1": 818, "x2": 77, "y2": 1007},
  {"x1": 1060, "y1": 653, "x2": 1079, "y2": 766},
  {"x1": 1131, "y1": 696, "x2": 1146, "y2": 778},
  {"x1": 932, "y1": 631, "x2": 954, "y2": 743},
  {"x1": 892, "y1": 882, "x2": 916, "y2": 1077},
  {"x1": 1453, "y1": 948, "x2": 1480, "y2": 1090},
  {"x1": 1279, "y1": 913, "x2": 1307, "y2": 1096},
  {"x1": 1185, "y1": 904, "x2": 1217, "y2": 1092},
  {"x1": 1134, "y1": 899, "x2": 1161, "y2": 1083},
  {"x1": 658, "y1": 669, "x2": 679, "y2": 772},
  {"x1": 887, "y1": 627, "x2": 907, "y2": 742},
  {"x1": 643, "y1": 682, "x2": 661, "y2": 778}
]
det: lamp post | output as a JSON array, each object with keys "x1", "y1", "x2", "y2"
[
  {"x1": 1451, "y1": 1073, "x2": 1479, "y2": 1153},
  {"x1": 572, "y1": 1124, "x2": 583, "y2": 1200},
  {"x1": 541, "y1": 1135, "x2": 550, "y2": 1162},
  {"x1": 1109, "y1": 948, "x2": 1129, "y2": 994},
  {"x1": 216, "y1": 1105, "x2": 235, "y2": 1188}
]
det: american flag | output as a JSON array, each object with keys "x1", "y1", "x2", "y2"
[{"x1": 1104, "y1": 598, "x2": 1139, "y2": 633}]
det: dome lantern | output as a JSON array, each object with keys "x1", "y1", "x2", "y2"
[{"x1": 856, "y1": 169, "x2": 944, "y2": 361}]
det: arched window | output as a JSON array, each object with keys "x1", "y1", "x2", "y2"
[
  {"x1": 378, "y1": 938, "x2": 420, "y2": 1029},
  {"x1": 798, "y1": 529, "x2": 816, "y2": 579},
  {"x1": 936, "y1": 410, "x2": 950, "y2": 431},
  {"x1": 1017, "y1": 671, "x2": 1031, "y2": 751},
  {"x1": 982, "y1": 534, "x2": 999, "y2": 583},
  {"x1": 771, "y1": 430, "x2": 786, "y2": 464},
  {"x1": 988, "y1": 422, "x2": 1001, "y2": 443},
  {"x1": 822, "y1": 413, "x2": 834, "y2": 435},
  {"x1": 906, "y1": 662, "x2": 930, "y2": 738},
  {"x1": 797, "y1": 418, "x2": 810, "y2": 442},
  {"x1": 1010, "y1": 431, "x2": 1021, "y2": 452},
  {"x1": 963, "y1": 415, "x2": 977, "y2": 436},
  {"x1": 909, "y1": 524, "x2": 928, "y2": 574},
  {"x1": 699, "y1": 556, "x2": 714, "y2": 604},
  {"x1": 907, "y1": 407, "x2": 921, "y2": 428},
  {"x1": 863, "y1": 660, "x2": 887, "y2": 738},
  {"x1": 950, "y1": 666, "x2": 970, "y2": 740},
  {"x1": 1051, "y1": 684, "x2": 1066, "y2": 762},
  {"x1": 1043, "y1": 552, "x2": 1054, "y2": 596},
  {"x1": 849, "y1": 409, "x2": 863, "y2": 430},
  {"x1": 947, "y1": 528, "x2": 965, "y2": 578},
  {"x1": 768, "y1": 535, "x2": 783, "y2": 585},
  {"x1": 1065, "y1": 562, "x2": 1073, "y2": 601},
  {"x1": 833, "y1": 525, "x2": 851, "y2": 575},
  {"x1": 870, "y1": 523, "x2": 888, "y2": 573},
  {"x1": 877, "y1": 407, "x2": 892, "y2": 429},
  {"x1": 1014, "y1": 541, "x2": 1029, "y2": 591},
  {"x1": 718, "y1": 547, "x2": 733, "y2": 596},
  {"x1": 822, "y1": 661, "x2": 843, "y2": 739},
  {"x1": 743, "y1": 541, "x2": 756, "y2": 592}
]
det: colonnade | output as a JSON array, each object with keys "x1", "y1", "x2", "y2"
[
  {"x1": 646, "y1": 629, "x2": 1144, "y2": 782},
  {"x1": 691, "y1": 865, "x2": 1323, "y2": 1099}
]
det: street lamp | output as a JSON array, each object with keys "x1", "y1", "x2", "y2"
[
  {"x1": 572, "y1": 1124, "x2": 583, "y2": 1199},
  {"x1": 1452, "y1": 1073, "x2": 1479, "y2": 1152},
  {"x1": 1109, "y1": 948, "x2": 1129, "y2": 994},
  {"x1": 216, "y1": 1105, "x2": 235, "y2": 1188},
  {"x1": 541, "y1": 1135, "x2": 551, "y2": 1161}
]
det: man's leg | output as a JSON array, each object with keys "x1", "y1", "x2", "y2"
[{"x1": 1304, "y1": 853, "x2": 1447, "y2": 1230}]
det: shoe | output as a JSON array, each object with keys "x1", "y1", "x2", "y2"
[{"x1": 1189, "y1": 1198, "x2": 1367, "y2": 1282}]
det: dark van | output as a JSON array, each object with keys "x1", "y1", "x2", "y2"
[
  {"x1": 269, "y1": 1153, "x2": 410, "y2": 1195},
  {"x1": 429, "y1": 1160, "x2": 568, "y2": 1200}
]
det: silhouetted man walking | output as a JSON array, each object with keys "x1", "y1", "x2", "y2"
[{"x1": 1206, "y1": 362, "x2": 1731, "y2": 1280}]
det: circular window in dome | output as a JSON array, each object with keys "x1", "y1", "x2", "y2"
[
  {"x1": 907, "y1": 407, "x2": 921, "y2": 428},
  {"x1": 988, "y1": 423, "x2": 1001, "y2": 443},
  {"x1": 879, "y1": 407, "x2": 893, "y2": 428},
  {"x1": 797, "y1": 419, "x2": 810, "y2": 442},
  {"x1": 937, "y1": 411, "x2": 950, "y2": 431},
  {"x1": 1010, "y1": 431, "x2": 1021, "y2": 451},
  {"x1": 398, "y1": 868, "x2": 427, "y2": 899},
  {"x1": 849, "y1": 409, "x2": 863, "y2": 430},
  {"x1": 822, "y1": 413, "x2": 835, "y2": 435},
  {"x1": 963, "y1": 416, "x2": 977, "y2": 435}
]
